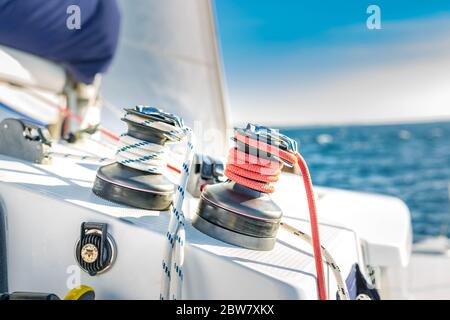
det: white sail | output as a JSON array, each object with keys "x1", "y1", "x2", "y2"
[{"x1": 101, "y1": 0, "x2": 230, "y2": 156}]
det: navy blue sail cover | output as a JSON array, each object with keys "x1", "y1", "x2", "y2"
[{"x1": 0, "y1": 0, "x2": 121, "y2": 84}]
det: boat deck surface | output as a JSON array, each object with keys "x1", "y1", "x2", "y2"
[{"x1": 0, "y1": 140, "x2": 362, "y2": 299}]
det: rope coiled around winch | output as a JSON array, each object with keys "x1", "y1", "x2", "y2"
[
  {"x1": 116, "y1": 112, "x2": 189, "y2": 174},
  {"x1": 115, "y1": 134, "x2": 167, "y2": 173},
  {"x1": 224, "y1": 131, "x2": 349, "y2": 300},
  {"x1": 108, "y1": 110, "x2": 195, "y2": 300}
]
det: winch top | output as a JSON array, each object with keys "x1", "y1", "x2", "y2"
[
  {"x1": 127, "y1": 106, "x2": 185, "y2": 128},
  {"x1": 122, "y1": 106, "x2": 188, "y2": 143},
  {"x1": 235, "y1": 123, "x2": 298, "y2": 154},
  {"x1": 233, "y1": 123, "x2": 298, "y2": 167}
]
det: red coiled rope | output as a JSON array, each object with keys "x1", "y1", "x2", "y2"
[{"x1": 224, "y1": 131, "x2": 327, "y2": 300}]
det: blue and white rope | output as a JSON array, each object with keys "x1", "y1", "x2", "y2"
[
  {"x1": 115, "y1": 134, "x2": 168, "y2": 173},
  {"x1": 160, "y1": 131, "x2": 195, "y2": 300},
  {"x1": 115, "y1": 111, "x2": 194, "y2": 299},
  {"x1": 116, "y1": 113, "x2": 188, "y2": 173}
]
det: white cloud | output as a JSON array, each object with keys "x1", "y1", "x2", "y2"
[{"x1": 228, "y1": 15, "x2": 450, "y2": 126}]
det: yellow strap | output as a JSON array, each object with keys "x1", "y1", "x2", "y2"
[{"x1": 63, "y1": 285, "x2": 95, "y2": 300}]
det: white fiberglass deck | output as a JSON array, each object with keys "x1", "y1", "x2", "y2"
[{"x1": 0, "y1": 141, "x2": 365, "y2": 299}]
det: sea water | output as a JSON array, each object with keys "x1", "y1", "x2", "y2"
[{"x1": 281, "y1": 121, "x2": 450, "y2": 241}]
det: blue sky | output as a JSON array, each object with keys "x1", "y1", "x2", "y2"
[
  {"x1": 215, "y1": 1, "x2": 450, "y2": 48},
  {"x1": 214, "y1": 1, "x2": 450, "y2": 126}
]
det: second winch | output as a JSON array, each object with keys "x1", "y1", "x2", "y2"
[
  {"x1": 92, "y1": 106, "x2": 188, "y2": 210},
  {"x1": 193, "y1": 124, "x2": 298, "y2": 250}
]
